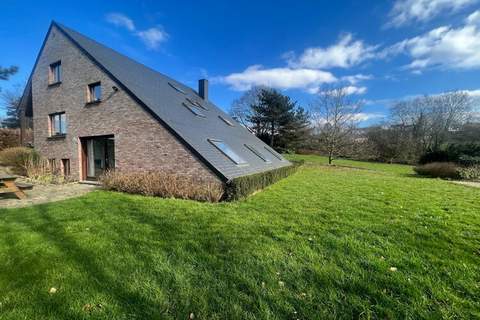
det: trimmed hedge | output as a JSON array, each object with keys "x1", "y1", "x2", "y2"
[{"x1": 224, "y1": 160, "x2": 303, "y2": 201}]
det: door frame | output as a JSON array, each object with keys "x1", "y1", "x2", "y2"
[{"x1": 79, "y1": 134, "x2": 115, "y2": 181}]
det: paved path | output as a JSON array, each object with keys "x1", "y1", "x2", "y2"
[
  {"x1": 0, "y1": 182, "x2": 98, "y2": 209},
  {"x1": 451, "y1": 181, "x2": 480, "y2": 189}
]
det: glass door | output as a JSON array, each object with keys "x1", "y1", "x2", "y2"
[{"x1": 85, "y1": 136, "x2": 115, "y2": 180}]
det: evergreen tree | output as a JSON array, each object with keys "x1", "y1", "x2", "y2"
[
  {"x1": 248, "y1": 88, "x2": 310, "y2": 151},
  {"x1": 0, "y1": 66, "x2": 18, "y2": 81}
]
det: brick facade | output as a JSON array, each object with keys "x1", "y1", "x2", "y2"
[{"x1": 31, "y1": 25, "x2": 222, "y2": 186}]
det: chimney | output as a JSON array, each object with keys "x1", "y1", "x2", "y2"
[{"x1": 198, "y1": 79, "x2": 208, "y2": 100}]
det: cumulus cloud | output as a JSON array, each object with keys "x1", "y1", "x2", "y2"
[
  {"x1": 383, "y1": 11, "x2": 480, "y2": 71},
  {"x1": 219, "y1": 65, "x2": 337, "y2": 91},
  {"x1": 387, "y1": 0, "x2": 477, "y2": 27},
  {"x1": 105, "y1": 12, "x2": 168, "y2": 50},
  {"x1": 287, "y1": 33, "x2": 377, "y2": 69},
  {"x1": 136, "y1": 28, "x2": 169, "y2": 50},
  {"x1": 106, "y1": 13, "x2": 135, "y2": 31},
  {"x1": 341, "y1": 74, "x2": 373, "y2": 85}
]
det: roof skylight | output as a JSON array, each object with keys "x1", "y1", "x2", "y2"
[
  {"x1": 245, "y1": 144, "x2": 271, "y2": 162},
  {"x1": 208, "y1": 139, "x2": 247, "y2": 165},
  {"x1": 264, "y1": 146, "x2": 284, "y2": 161},
  {"x1": 186, "y1": 97, "x2": 208, "y2": 110},
  {"x1": 218, "y1": 115, "x2": 235, "y2": 127},
  {"x1": 168, "y1": 82, "x2": 186, "y2": 94},
  {"x1": 183, "y1": 102, "x2": 205, "y2": 117}
]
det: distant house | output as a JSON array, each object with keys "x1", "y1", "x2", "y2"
[{"x1": 19, "y1": 21, "x2": 290, "y2": 188}]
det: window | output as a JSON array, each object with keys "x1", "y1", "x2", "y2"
[
  {"x1": 61, "y1": 159, "x2": 70, "y2": 176},
  {"x1": 168, "y1": 82, "x2": 186, "y2": 94},
  {"x1": 49, "y1": 61, "x2": 61, "y2": 84},
  {"x1": 186, "y1": 97, "x2": 208, "y2": 110},
  {"x1": 245, "y1": 144, "x2": 271, "y2": 162},
  {"x1": 219, "y1": 115, "x2": 235, "y2": 127},
  {"x1": 208, "y1": 139, "x2": 247, "y2": 165},
  {"x1": 87, "y1": 82, "x2": 102, "y2": 103},
  {"x1": 264, "y1": 146, "x2": 284, "y2": 161},
  {"x1": 183, "y1": 102, "x2": 206, "y2": 117},
  {"x1": 49, "y1": 112, "x2": 67, "y2": 136}
]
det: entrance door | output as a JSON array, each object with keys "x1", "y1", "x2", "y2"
[{"x1": 82, "y1": 136, "x2": 115, "y2": 180}]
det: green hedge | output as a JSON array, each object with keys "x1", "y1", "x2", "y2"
[{"x1": 224, "y1": 160, "x2": 304, "y2": 201}]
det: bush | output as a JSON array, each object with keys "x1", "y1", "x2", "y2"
[
  {"x1": 457, "y1": 166, "x2": 480, "y2": 181},
  {"x1": 224, "y1": 160, "x2": 303, "y2": 201},
  {"x1": 419, "y1": 143, "x2": 480, "y2": 165},
  {"x1": 414, "y1": 162, "x2": 460, "y2": 179},
  {"x1": 100, "y1": 171, "x2": 224, "y2": 202},
  {"x1": 0, "y1": 147, "x2": 39, "y2": 175},
  {"x1": 23, "y1": 156, "x2": 69, "y2": 184},
  {"x1": 0, "y1": 128, "x2": 20, "y2": 151}
]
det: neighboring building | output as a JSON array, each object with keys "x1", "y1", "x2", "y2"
[{"x1": 19, "y1": 21, "x2": 290, "y2": 187}]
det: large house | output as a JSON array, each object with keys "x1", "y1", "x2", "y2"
[{"x1": 19, "y1": 22, "x2": 290, "y2": 187}]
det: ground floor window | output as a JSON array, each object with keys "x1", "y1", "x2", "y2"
[{"x1": 61, "y1": 159, "x2": 70, "y2": 176}]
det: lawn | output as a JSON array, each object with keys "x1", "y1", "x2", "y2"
[{"x1": 0, "y1": 155, "x2": 479, "y2": 319}]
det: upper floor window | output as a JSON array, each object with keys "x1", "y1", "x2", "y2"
[
  {"x1": 245, "y1": 144, "x2": 271, "y2": 163},
  {"x1": 49, "y1": 61, "x2": 61, "y2": 84},
  {"x1": 218, "y1": 115, "x2": 235, "y2": 127},
  {"x1": 264, "y1": 146, "x2": 284, "y2": 161},
  {"x1": 87, "y1": 82, "x2": 102, "y2": 103},
  {"x1": 183, "y1": 102, "x2": 205, "y2": 117},
  {"x1": 49, "y1": 112, "x2": 67, "y2": 136}
]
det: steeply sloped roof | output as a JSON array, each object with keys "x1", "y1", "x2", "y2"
[{"x1": 50, "y1": 22, "x2": 290, "y2": 181}]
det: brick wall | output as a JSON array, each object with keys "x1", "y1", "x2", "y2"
[{"x1": 31, "y1": 25, "x2": 222, "y2": 186}]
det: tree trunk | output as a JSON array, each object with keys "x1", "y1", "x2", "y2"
[{"x1": 270, "y1": 121, "x2": 275, "y2": 147}]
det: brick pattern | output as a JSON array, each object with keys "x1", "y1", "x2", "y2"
[{"x1": 31, "y1": 25, "x2": 222, "y2": 187}]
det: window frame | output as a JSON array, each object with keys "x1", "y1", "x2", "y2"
[
  {"x1": 245, "y1": 144, "x2": 271, "y2": 163},
  {"x1": 218, "y1": 115, "x2": 235, "y2": 127},
  {"x1": 49, "y1": 61, "x2": 62, "y2": 85},
  {"x1": 168, "y1": 82, "x2": 186, "y2": 94},
  {"x1": 183, "y1": 102, "x2": 206, "y2": 118},
  {"x1": 264, "y1": 146, "x2": 284, "y2": 161},
  {"x1": 49, "y1": 112, "x2": 67, "y2": 136},
  {"x1": 208, "y1": 139, "x2": 247, "y2": 165},
  {"x1": 87, "y1": 82, "x2": 102, "y2": 103}
]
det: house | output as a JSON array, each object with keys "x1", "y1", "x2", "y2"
[{"x1": 19, "y1": 22, "x2": 290, "y2": 188}]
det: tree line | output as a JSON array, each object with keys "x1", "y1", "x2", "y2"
[{"x1": 230, "y1": 86, "x2": 478, "y2": 165}]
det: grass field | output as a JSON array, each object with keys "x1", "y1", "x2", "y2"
[{"x1": 0, "y1": 155, "x2": 479, "y2": 319}]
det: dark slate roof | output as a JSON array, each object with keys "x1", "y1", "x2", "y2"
[{"x1": 52, "y1": 22, "x2": 290, "y2": 181}]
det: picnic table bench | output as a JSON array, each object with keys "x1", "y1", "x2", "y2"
[{"x1": 0, "y1": 175, "x2": 33, "y2": 200}]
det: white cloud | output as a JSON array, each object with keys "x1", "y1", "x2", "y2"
[
  {"x1": 220, "y1": 65, "x2": 337, "y2": 91},
  {"x1": 351, "y1": 112, "x2": 386, "y2": 122},
  {"x1": 287, "y1": 34, "x2": 377, "y2": 69},
  {"x1": 311, "y1": 85, "x2": 368, "y2": 96},
  {"x1": 341, "y1": 74, "x2": 373, "y2": 84},
  {"x1": 136, "y1": 28, "x2": 169, "y2": 50},
  {"x1": 387, "y1": 0, "x2": 477, "y2": 27},
  {"x1": 106, "y1": 13, "x2": 135, "y2": 31},
  {"x1": 384, "y1": 11, "x2": 480, "y2": 71},
  {"x1": 106, "y1": 12, "x2": 168, "y2": 50}
]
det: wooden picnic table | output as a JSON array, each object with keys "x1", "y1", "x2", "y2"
[{"x1": 0, "y1": 175, "x2": 27, "y2": 200}]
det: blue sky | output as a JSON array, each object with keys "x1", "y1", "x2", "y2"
[{"x1": 1, "y1": 0, "x2": 480, "y2": 123}]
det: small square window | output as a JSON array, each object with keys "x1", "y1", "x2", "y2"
[
  {"x1": 208, "y1": 139, "x2": 247, "y2": 165},
  {"x1": 49, "y1": 112, "x2": 67, "y2": 136},
  {"x1": 49, "y1": 61, "x2": 61, "y2": 84},
  {"x1": 87, "y1": 82, "x2": 102, "y2": 103}
]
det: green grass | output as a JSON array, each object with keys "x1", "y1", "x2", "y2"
[{"x1": 0, "y1": 155, "x2": 479, "y2": 319}]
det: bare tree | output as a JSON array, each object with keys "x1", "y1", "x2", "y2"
[
  {"x1": 229, "y1": 86, "x2": 266, "y2": 131},
  {"x1": 310, "y1": 86, "x2": 363, "y2": 164}
]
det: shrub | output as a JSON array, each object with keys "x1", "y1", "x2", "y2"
[
  {"x1": 23, "y1": 156, "x2": 69, "y2": 184},
  {"x1": 419, "y1": 150, "x2": 451, "y2": 164},
  {"x1": 419, "y1": 143, "x2": 480, "y2": 165},
  {"x1": 0, "y1": 128, "x2": 20, "y2": 151},
  {"x1": 0, "y1": 147, "x2": 39, "y2": 175},
  {"x1": 224, "y1": 160, "x2": 303, "y2": 201},
  {"x1": 100, "y1": 171, "x2": 224, "y2": 202},
  {"x1": 457, "y1": 166, "x2": 480, "y2": 181},
  {"x1": 457, "y1": 155, "x2": 480, "y2": 167},
  {"x1": 414, "y1": 162, "x2": 460, "y2": 179}
]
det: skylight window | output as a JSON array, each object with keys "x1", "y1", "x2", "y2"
[
  {"x1": 245, "y1": 144, "x2": 271, "y2": 162},
  {"x1": 264, "y1": 146, "x2": 284, "y2": 161},
  {"x1": 183, "y1": 102, "x2": 205, "y2": 117},
  {"x1": 218, "y1": 115, "x2": 235, "y2": 127},
  {"x1": 186, "y1": 97, "x2": 208, "y2": 110},
  {"x1": 168, "y1": 82, "x2": 186, "y2": 94},
  {"x1": 208, "y1": 139, "x2": 247, "y2": 165}
]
